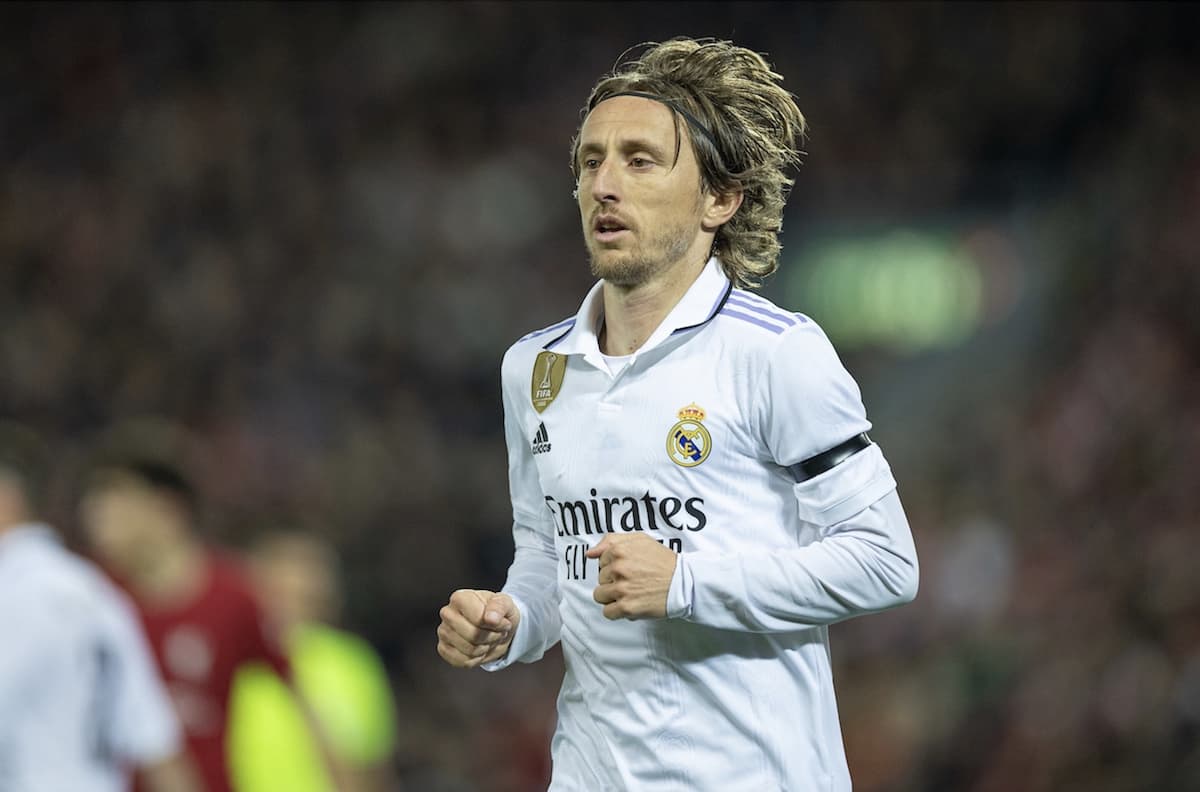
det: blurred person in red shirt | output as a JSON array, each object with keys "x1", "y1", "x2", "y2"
[{"x1": 77, "y1": 422, "x2": 347, "y2": 792}]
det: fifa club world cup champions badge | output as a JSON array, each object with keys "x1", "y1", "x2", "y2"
[
  {"x1": 668, "y1": 403, "x2": 712, "y2": 467},
  {"x1": 531, "y1": 351, "x2": 567, "y2": 413}
]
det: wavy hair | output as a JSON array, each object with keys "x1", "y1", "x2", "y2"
[{"x1": 571, "y1": 38, "x2": 807, "y2": 289}]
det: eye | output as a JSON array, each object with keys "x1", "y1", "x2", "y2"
[
  {"x1": 582, "y1": 158, "x2": 601, "y2": 171},
  {"x1": 630, "y1": 157, "x2": 651, "y2": 168}
]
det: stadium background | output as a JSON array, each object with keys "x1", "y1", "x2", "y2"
[{"x1": 2, "y1": 2, "x2": 1198, "y2": 790}]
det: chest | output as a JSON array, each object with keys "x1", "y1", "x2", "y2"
[
  {"x1": 526, "y1": 347, "x2": 763, "y2": 502},
  {"x1": 142, "y1": 597, "x2": 246, "y2": 691}
]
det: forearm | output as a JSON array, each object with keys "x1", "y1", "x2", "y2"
[
  {"x1": 495, "y1": 356, "x2": 564, "y2": 668},
  {"x1": 671, "y1": 487, "x2": 918, "y2": 632},
  {"x1": 484, "y1": 534, "x2": 562, "y2": 669}
]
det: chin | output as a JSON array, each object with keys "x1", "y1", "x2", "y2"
[{"x1": 589, "y1": 251, "x2": 653, "y2": 287}]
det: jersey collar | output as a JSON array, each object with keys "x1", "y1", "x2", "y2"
[{"x1": 544, "y1": 257, "x2": 732, "y2": 366}]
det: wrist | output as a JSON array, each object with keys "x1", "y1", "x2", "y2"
[{"x1": 481, "y1": 592, "x2": 526, "y2": 671}]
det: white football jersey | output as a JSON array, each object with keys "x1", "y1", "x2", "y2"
[
  {"x1": 487, "y1": 257, "x2": 919, "y2": 791},
  {"x1": 0, "y1": 524, "x2": 182, "y2": 792}
]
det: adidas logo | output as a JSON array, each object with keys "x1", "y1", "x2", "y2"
[{"x1": 531, "y1": 422, "x2": 552, "y2": 455}]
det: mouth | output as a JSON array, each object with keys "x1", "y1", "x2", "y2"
[{"x1": 593, "y1": 215, "x2": 631, "y2": 243}]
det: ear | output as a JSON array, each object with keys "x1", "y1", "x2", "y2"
[{"x1": 701, "y1": 186, "x2": 744, "y2": 231}]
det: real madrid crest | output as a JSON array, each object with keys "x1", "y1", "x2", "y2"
[
  {"x1": 667, "y1": 403, "x2": 711, "y2": 467},
  {"x1": 530, "y1": 351, "x2": 567, "y2": 413}
]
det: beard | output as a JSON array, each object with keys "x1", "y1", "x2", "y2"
[{"x1": 587, "y1": 221, "x2": 695, "y2": 288}]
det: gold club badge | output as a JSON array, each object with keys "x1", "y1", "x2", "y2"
[
  {"x1": 667, "y1": 403, "x2": 711, "y2": 467},
  {"x1": 530, "y1": 351, "x2": 567, "y2": 413}
]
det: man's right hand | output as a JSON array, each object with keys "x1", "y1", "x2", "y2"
[{"x1": 437, "y1": 589, "x2": 520, "y2": 668}]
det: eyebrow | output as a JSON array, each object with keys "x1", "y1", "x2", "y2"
[{"x1": 577, "y1": 137, "x2": 672, "y2": 165}]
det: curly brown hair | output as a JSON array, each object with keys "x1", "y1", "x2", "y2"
[{"x1": 571, "y1": 38, "x2": 807, "y2": 289}]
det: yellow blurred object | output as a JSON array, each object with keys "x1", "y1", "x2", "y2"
[{"x1": 226, "y1": 623, "x2": 397, "y2": 792}]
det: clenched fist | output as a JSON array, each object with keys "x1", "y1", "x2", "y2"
[
  {"x1": 437, "y1": 589, "x2": 520, "y2": 668},
  {"x1": 587, "y1": 534, "x2": 678, "y2": 620}
]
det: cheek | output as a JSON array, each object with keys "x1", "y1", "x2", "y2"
[
  {"x1": 643, "y1": 194, "x2": 697, "y2": 232},
  {"x1": 279, "y1": 567, "x2": 318, "y2": 605},
  {"x1": 86, "y1": 515, "x2": 131, "y2": 559},
  {"x1": 637, "y1": 179, "x2": 696, "y2": 212},
  {"x1": 89, "y1": 501, "x2": 154, "y2": 555},
  {"x1": 264, "y1": 565, "x2": 330, "y2": 621}
]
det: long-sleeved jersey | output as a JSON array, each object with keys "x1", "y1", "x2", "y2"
[{"x1": 487, "y1": 258, "x2": 919, "y2": 791}]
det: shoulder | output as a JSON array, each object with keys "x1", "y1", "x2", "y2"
[
  {"x1": 501, "y1": 315, "x2": 575, "y2": 380},
  {"x1": 295, "y1": 624, "x2": 386, "y2": 674},
  {"x1": 11, "y1": 534, "x2": 123, "y2": 611},
  {"x1": 41, "y1": 546, "x2": 149, "y2": 643},
  {"x1": 713, "y1": 288, "x2": 831, "y2": 356},
  {"x1": 714, "y1": 290, "x2": 860, "y2": 405},
  {"x1": 0, "y1": 537, "x2": 71, "y2": 617}
]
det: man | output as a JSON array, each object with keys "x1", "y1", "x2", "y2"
[
  {"x1": 77, "y1": 424, "x2": 347, "y2": 792},
  {"x1": 0, "y1": 422, "x2": 201, "y2": 792},
  {"x1": 227, "y1": 529, "x2": 399, "y2": 792},
  {"x1": 437, "y1": 38, "x2": 919, "y2": 789}
]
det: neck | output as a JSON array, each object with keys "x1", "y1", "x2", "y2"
[
  {"x1": 600, "y1": 254, "x2": 709, "y2": 355},
  {"x1": 0, "y1": 514, "x2": 27, "y2": 534},
  {"x1": 0, "y1": 486, "x2": 31, "y2": 532},
  {"x1": 129, "y1": 536, "x2": 207, "y2": 607}
]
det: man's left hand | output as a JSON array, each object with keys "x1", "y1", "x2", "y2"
[{"x1": 586, "y1": 534, "x2": 677, "y2": 620}]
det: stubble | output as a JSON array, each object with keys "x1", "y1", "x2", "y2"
[{"x1": 587, "y1": 210, "x2": 699, "y2": 288}]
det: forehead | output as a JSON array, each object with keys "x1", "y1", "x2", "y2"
[
  {"x1": 256, "y1": 536, "x2": 330, "y2": 567},
  {"x1": 578, "y1": 95, "x2": 679, "y2": 146}
]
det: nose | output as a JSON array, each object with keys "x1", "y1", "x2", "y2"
[{"x1": 589, "y1": 158, "x2": 620, "y2": 204}]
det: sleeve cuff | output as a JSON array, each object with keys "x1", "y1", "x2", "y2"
[
  {"x1": 481, "y1": 592, "x2": 530, "y2": 672},
  {"x1": 666, "y1": 553, "x2": 693, "y2": 619}
]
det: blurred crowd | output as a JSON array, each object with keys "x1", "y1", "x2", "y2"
[{"x1": 1, "y1": 2, "x2": 1198, "y2": 791}]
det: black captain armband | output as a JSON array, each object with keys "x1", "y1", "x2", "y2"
[{"x1": 788, "y1": 433, "x2": 872, "y2": 481}]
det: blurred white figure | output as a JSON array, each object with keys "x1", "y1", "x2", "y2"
[{"x1": 0, "y1": 423, "x2": 201, "y2": 792}]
